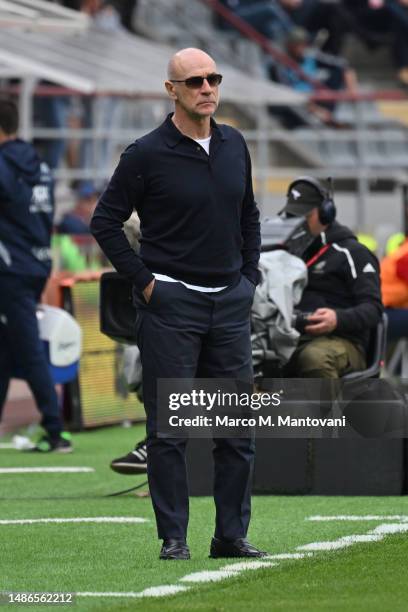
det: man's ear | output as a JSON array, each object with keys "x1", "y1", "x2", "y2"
[{"x1": 165, "y1": 80, "x2": 177, "y2": 100}]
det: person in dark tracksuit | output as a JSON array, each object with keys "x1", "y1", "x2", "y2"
[
  {"x1": 91, "y1": 48, "x2": 266, "y2": 560},
  {"x1": 283, "y1": 177, "x2": 383, "y2": 378},
  {"x1": 0, "y1": 99, "x2": 72, "y2": 453}
]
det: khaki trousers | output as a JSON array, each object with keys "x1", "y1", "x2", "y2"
[{"x1": 287, "y1": 335, "x2": 366, "y2": 379}]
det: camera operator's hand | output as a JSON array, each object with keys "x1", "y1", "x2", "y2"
[{"x1": 304, "y1": 308, "x2": 337, "y2": 336}]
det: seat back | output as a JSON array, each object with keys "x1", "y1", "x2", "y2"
[{"x1": 342, "y1": 312, "x2": 388, "y2": 381}]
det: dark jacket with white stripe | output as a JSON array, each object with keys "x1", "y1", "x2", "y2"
[
  {"x1": 298, "y1": 221, "x2": 383, "y2": 351},
  {"x1": 0, "y1": 139, "x2": 54, "y2": 277}
]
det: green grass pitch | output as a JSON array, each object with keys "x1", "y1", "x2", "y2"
[{"x1": 1, "y1": 425, "x2": 408, "y2": 611}]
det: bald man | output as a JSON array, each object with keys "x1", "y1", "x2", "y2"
[{"x1": 91, "y1": 48, "x2": 265, "y2": 560}]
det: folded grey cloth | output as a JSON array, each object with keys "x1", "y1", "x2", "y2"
[{"x1": 251, "y1": 250, "x2": 307, "y2": 365}]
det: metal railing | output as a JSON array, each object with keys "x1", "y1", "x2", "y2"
[{"x1": 4, "y1": 81, "x2": 408, "y2": 230}]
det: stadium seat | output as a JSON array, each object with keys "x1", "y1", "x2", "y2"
[
  {"x1": 318, "y1": 138, "x2": 357, "y2": 167},
  {"x1": 341, "y1": 312, "x2": 388, "y2": 382},
  {"x1": 386, "y1": 337, "x2": 408, "y2": 377},
  {"x1": 382, "y1": 131, "x2": 408, "y2": 166},
  {"x1": 334, "y1": 100, "x2": 390, "y2": 126}
]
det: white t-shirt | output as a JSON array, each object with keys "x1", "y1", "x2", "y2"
[
  {"x1": 193, "y1": 135, "x2": 211, "y2": 155},
  {"x1": 153, "y1": 273, "x2": 227, "y2": 293}
]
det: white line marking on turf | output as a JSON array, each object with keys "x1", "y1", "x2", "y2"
[
  {"x1": 264, "y1": 553, "x2": 314, "y2": 560},
  {"x1": 297, "y1": 534, "x2": 383, "y2": 552},
  {"x1": 180, "y1": 570, "x2": 239, "y2": 583},
  {"x1": 340, "y1": 535, "x2": 384, "y2": 543},
  {"x1": 0, "y1": 444, "x2": 14, "y2": 449},
  {"x1": 221, "y1": 561, "x2": 278, "y2": 571},
  {"x1": 0, "y1": 517, "x2": 148, "y2": 525},
  {"x1": 78, "y1": 586, "x2": 189, "y2": 598},
  {"x1": 137, "y1": 586, "x2": 190, "y2": 597},
  {"x1": 297, "y1": 541, "x2": 354, "y2": 551},
  {"x1": 372, "y1": 523, "x2": 408, "y2": 535},
  {"x1": 0, "y1": 467, "x2": 94, "y2": 474},
  {"x1": 308, "y1": 515, "x2": 408, "y2": 522}
]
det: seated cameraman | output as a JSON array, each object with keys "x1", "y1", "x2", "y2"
[{"x1": 283, "y1": 177, "x2": 383, "y2": 378}]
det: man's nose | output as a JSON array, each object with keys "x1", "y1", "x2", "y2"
[{"x1": 200, "y1": 78, "x2": 212, "y2": 93}]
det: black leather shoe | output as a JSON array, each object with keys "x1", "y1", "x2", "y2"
[
  {"x1": 159, "y1": 539, "x2": 190, "y2": 560},
  {"x1": 209, "y1": 537, "x2": 267, "y2": 558}
]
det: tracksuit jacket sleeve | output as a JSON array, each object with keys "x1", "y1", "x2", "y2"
[
  {"x1": 0, "y1": 157, "x2": 19, "y2": 205},
  {"x1": 90, "y1": 145, "x2": 154, "y2": 292},
  {"x1": 335, "y1": 248, "x2": 383, "y2": 335},
  {"x1": 240, "y1": 144, "x2": 261, "y2": 286}
]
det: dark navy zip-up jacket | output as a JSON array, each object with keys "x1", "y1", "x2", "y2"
[
  {"x1": 0, "y1": 139, "x2": 54, "y2": 277},
  {"x1": 299, "y1": 221, "x2": 383, "y2": 350},
  {"x1": 90, "y1": 114, "x2": 261, "y2": 291}
]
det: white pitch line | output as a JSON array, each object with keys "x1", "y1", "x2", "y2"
[
  {"x1": 0, "y1": 467, "x2": 94, "y2": 474},
  {"x1": 308, "y1": 515, "x2": 408, "y2": 522},
  {"x1": 0, "y1": 517, "x2": 148, "y2": 525},
  {"x1": 371, "y1": 523, "x2": 408, "y2": 535},
  {"x1": 297, "y1": 534, "x2": 383, "y2": 552},
  {"x1": 264, "y1": 553, "x2": 314, "y2": 560},
  {"x1": 137, "y1": 586, "x2": 190, "y2": 597},
  {"x1": 0, "y1": 443, "x2": 14, "y2": 449},
  {"x1": 78, "y1": 585, "x2": 189, "y2": 598},
  {"x1": 180, "y1": 570, "x2": 239, "y2": 583},
  {"x1": 338, "y1": 535, "x2": 384, "y2": 545},
  {"x1": 297, "y1": 540, "x2": 355, "y2": 552},
  {"x1": 221, "y1": 561, "x2": 278, "y2": 572}
]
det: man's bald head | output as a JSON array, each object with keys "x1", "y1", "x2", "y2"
[{"x1": 167, "y1": 48, "x2": 217, "y2": 80}]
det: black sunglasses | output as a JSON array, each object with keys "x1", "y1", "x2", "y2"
[{"x1": 170, "y1": 73, "x2": 223, "y2": 89}]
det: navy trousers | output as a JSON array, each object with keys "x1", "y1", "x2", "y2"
[
  {"x1": 134, "y1": 275, "x2": 255, "y2": 541},
  {"x1": 0, "y1": 274, "x2": 63, "y2": 437}
]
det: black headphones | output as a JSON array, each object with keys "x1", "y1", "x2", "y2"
[{"x1": 287, "y1": 176, "x2": 337, "y2": 225}]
